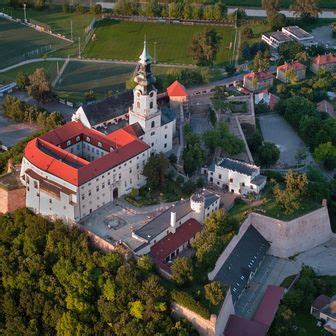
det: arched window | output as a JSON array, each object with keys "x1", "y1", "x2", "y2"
[
  {"x1": 151, "y1": 121, "x2": 155, "y2": 128},
  {"x1": 150, "y1": 101, "x2": 153, "y2": 109},
  {"x1": 136, "y1": 101, "x2": 140, "y2": 109}
]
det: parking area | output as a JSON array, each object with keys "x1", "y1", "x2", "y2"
[
  {"x1": 258, "y1": 113, "x2": 313, "y2": 167},
  {"x1": 312, "y1": 25, "x2": 336, "y2": 49},
  {"x1": 235, "y1": 236, "x2": 336, "y2": 319}
]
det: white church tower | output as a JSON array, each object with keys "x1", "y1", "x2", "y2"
[{"x1": 129, "y1": 40, "x2": 175, "y2": 154}]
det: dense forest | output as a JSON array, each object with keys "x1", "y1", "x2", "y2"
[{"x1": 0, "y1": 209, "x2": 196, "y2": 336}]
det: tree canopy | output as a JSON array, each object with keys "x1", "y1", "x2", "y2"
[{"x1": 0, "y1": 209, "x2": 194, "y2": 336}]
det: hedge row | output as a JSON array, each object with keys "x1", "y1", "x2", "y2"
[{"x1": 171, "y1": 289, "x2": 210, "y2": 320}]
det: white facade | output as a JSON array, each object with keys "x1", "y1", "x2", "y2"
[
  {"x1": 21, "y1": 147, "x2": 150, "y2": 222},
  {"x1": 205, "y1": 158, "x2": 266, "y2": 195}
]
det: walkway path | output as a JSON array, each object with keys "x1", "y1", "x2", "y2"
[{"x1": 0, "y1": 57, "x2": 196, "y2": 73}]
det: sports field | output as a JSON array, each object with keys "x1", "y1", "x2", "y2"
[
  {"x1": 84, "y1": 20, "x2": 236, "y2": 65},
  {"x1": 0, "y1": 18, "x2": 68, "y2": 68},
  {"x1": 0, "y1": 61, "x2": 63, "y2": 85},
  {"x1": 54, "y1": 61, "x2": 182, "y2": 101}
]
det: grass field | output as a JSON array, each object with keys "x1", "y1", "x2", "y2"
[
  {"x1": 225, "y1": 0, "x2": 336, "y2": 9},
  {"x1": 0, "y1": 18, "x2": 68, "y2": 68},
  {"x1": 0, "y1": 60, "x2": 63, "y2": 85},
  {"x1": 84, "y1": 20, "x2": 236, "y2": 65},
  {"x1": 54, "y1": 61, "x2": 183, "y2": 101}
]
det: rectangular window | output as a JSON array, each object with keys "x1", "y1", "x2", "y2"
[
  {"x1": 34, "y1": 181, "x2": 38, "y2": 189},
  {"x1": 151, "y1": 131, "x2": 155, "y2": 136}
]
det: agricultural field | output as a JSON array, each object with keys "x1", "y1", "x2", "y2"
[
  {"x1": 0, "y1": 18, "x2": 68, "y2": 68},
  {"x1": 84, "y1": 20, "x2": 236, "y2": 65},
  {"x1": 0, "y1": 60, "x2": 63, "y2": 85}
]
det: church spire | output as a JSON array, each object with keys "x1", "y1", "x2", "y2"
[
  {"x1": 134, "y1": 39, "x2": 156, "y2": 94},
  {"x1": 139, "y1": 38, "x2": 151, "y2": 65}
]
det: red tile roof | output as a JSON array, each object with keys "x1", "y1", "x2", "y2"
[
  {"x1": 313, "y1": 53, "x2": 336, "y2": 65},
  {"x1": 150, "y1": 218, "x2": 202, "y2": 273},
  {"x1": 24, "y1": 121, "x2": 149, "y2": 186},
  {"x1": 317, "y1": 100, "x2": 335, "y2": 117},
  {"x1": 244, "y1": 71, "x2": 273, "y2": 81},
  {"x1": 224, "y1": 315, "x2": 268, "y2": 336},
  {"x1": 167, "y1": 80, "x2": 188, "y2": 97},
  {"x1": 277, "y1": 60, "x2": 306, "y2": 72},
  {"x1": 253, "y1": 285, "x2": 285, "y2": 327}
]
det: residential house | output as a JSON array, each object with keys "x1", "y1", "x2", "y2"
[
  {"x1": 276, "y1": 61, "x2": 306, "y2": 83},
  {"x1": 243, "y1": 71, "x2": 274, "y2": 92},
  {"x1": 311, "y1": 53, "x2": 336, "y2": 74},
  {"x1": 311, "y1": 294, "x2": 336, "y2": 334}
]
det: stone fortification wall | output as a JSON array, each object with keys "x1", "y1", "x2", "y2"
[
  {"x1": 215, "y1": 291, "x2": 235, "y2": 336},
  {"x1": 251, "y1": 206, "x2": 332, "y2": 258},
  {"x1": 171, "y1": 303, "x2": 216, "y2": 336}
]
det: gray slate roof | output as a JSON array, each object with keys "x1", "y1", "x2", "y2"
[
  {"x1": 134, "y1": 199, "x2": 192, "y2": 242},
  {"x1": 218, "y1": 158, "x2": 259, "y2": 176},
  {"x1": 251, "y1": 174, "x2": 267, "y2": 186},
  {"x1": 214, "y1": 225, "x2": 270, "y2": 303},
  {"x1": 82, "y1": 90, "x2": 133, "y2": 126},
  {"x1": 134, "y1": 191, "x2": 219, "y2": 246}
]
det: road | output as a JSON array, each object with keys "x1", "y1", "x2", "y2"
[{"x1": 227, "y1": 6, "x2": 336, "y2": 19}]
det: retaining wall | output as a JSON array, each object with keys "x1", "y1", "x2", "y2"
[{"x1": 251, "y1": 206, "x2": 332, "y2": 258}]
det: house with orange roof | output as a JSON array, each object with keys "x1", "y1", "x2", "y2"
[
  {"x1": 276, "y1": 61, "x2": 306, "y2": 83},
  {"x1": 311, "y1": 53, "x2": 336, "y2": 74},
  {"x1": 317, "y1": 100, "x2": 336, "y2": 118},
  {"x1": 243, "y1": 71, "x2": 274, "y2": 92}
]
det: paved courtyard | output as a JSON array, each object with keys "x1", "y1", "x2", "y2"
[
  {"x1": 80, "y1": 199, "x2": 173, "y2": 250},
  {"x1": 235, "y1": 235, "x2": 336, "y2": 319},
  {"x1": 258, "y1": 113, "x2": 313, "y2": 167}
]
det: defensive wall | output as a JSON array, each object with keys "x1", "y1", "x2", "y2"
[{"x1": 251, "y1": 205, "x2": 332, "y2": 258}]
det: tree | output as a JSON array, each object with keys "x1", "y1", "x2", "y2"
[
  {"x1": 258, "y1": 142, "x2": 280, "y2": 167},
  {"x1": 274, "y1": 170, "x2": 308, "y2": 214},
  {"x1": 171, "y1": 257, "x2": 194, "y2": 285},
  {"x1": 290, "y1": 0, "x2": 321, "y2": 21},
  {"x1": 314, "y1": 142, "x2": 336, "y2": 170},
  {"x1": 90, "y1": 4, "x2": 102, "y2": 15},
  {"x1": 295, "y1": 148, "x2": 307, "y2": 167},
  {"x1": 168, "y1": 2, "x2": 180, "y2": 18},
  {"x1": 34, "y1": 0, "x2": 45, "y2": 10},
  {"x1": 262, "y1": 0, "x2": 280, "y2": 18},
  {"x1": 204, "y1": 282, "x2": 225, "y2": 306},
  {"x1": 269, "y1": 12, "x2": 286, "y2": 30},
  {"x1": 142, "y1": 0, "x2": 161, "y2": 17},
  {"x1": 279, "y1": 41, "x2": 304, "y2": 61},
  {"x1": 16, "y1": 71, "x2": 30, "y2": 90},
  {"x1": 252, "y1": 51, "x2": 270, "y2": 72},
  {"x1": 143, "y1": 153, "x2": 169, "y2": 189},
  {"x1": 242, "y1": 27, "x2": 253, "y2": 39},
  {"x1": 27, "y1": 68, "x2": 53, "y2": 103},
  {"x1": 190, "y1": 29, "x2": 221, "y2": 66},
  {"x1": 285, "y1": 68, "x2": 298, "y2": 84}
]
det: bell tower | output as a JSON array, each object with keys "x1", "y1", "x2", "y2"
[{"x1": 129, "y1": 40, "x2": 161, "y2": 132}]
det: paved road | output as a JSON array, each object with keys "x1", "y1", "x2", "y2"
[{"x1": 227, "y1": 6, "x2": 336, "y2": 19}]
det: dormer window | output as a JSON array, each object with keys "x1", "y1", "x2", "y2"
[
  {"x1": 98, "y1": 142, "x2": 102, "y2": 148},
  {"x1": 67, "y1": 140, "x2": 71, "y2": 146},
  {"x1": 149, "y1": 91, "x2": 154, "y2": 97},
  {"x1": 76, "y1": 136, "x2": 80, "y2": 142},
  {"x1": 86, "y1": 137, "x2": 90, "y2": 142},
  {"x1": 137, "y1": 91, "x2": 140, "y2": 97}
]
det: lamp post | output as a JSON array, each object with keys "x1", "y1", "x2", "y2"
[
  {"x1": 154, "y1": 41, "x2": 157, "y2": 64},
  {"x1": 70, "y1": 19, "x2": 73, "y2": 41},
  {"x1": 23, "y1": 3, "x2": 27, "y2": 22}
]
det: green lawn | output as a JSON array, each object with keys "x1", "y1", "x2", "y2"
[
  {"x1": 0, "y1": 18, "x2": 68, "y2": 68},
  {"x1": 0, "y1": 60, "x2": 63, "y2": 85},
  {"x1": 55, "y1": 61, "x2": 181, "y2": 102},
  {"x1": 84, "y1": 19, "x2": 236, "y2": 65},
  {"x1": 225, "y1": 0, "x2": 335, "y2": 9}
]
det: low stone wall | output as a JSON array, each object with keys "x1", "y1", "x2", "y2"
[
  {"x1": 251, "y1": 206, "x2": 332, "y2": 258},
  {"x1": 171, "y1": 303, "x2": 216, "y2": 336}
]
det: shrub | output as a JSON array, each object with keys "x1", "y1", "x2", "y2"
[{"x1": 171, "y1": 290, "x2": 210, "y2": 319}]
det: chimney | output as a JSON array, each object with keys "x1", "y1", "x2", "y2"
[{"x1": 170, "y1": 211, "x2": 176, "y2": 233}]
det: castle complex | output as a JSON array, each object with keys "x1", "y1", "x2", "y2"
[{"x1": 20, "y1": 42, "x2": 176, "y2": 222}]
